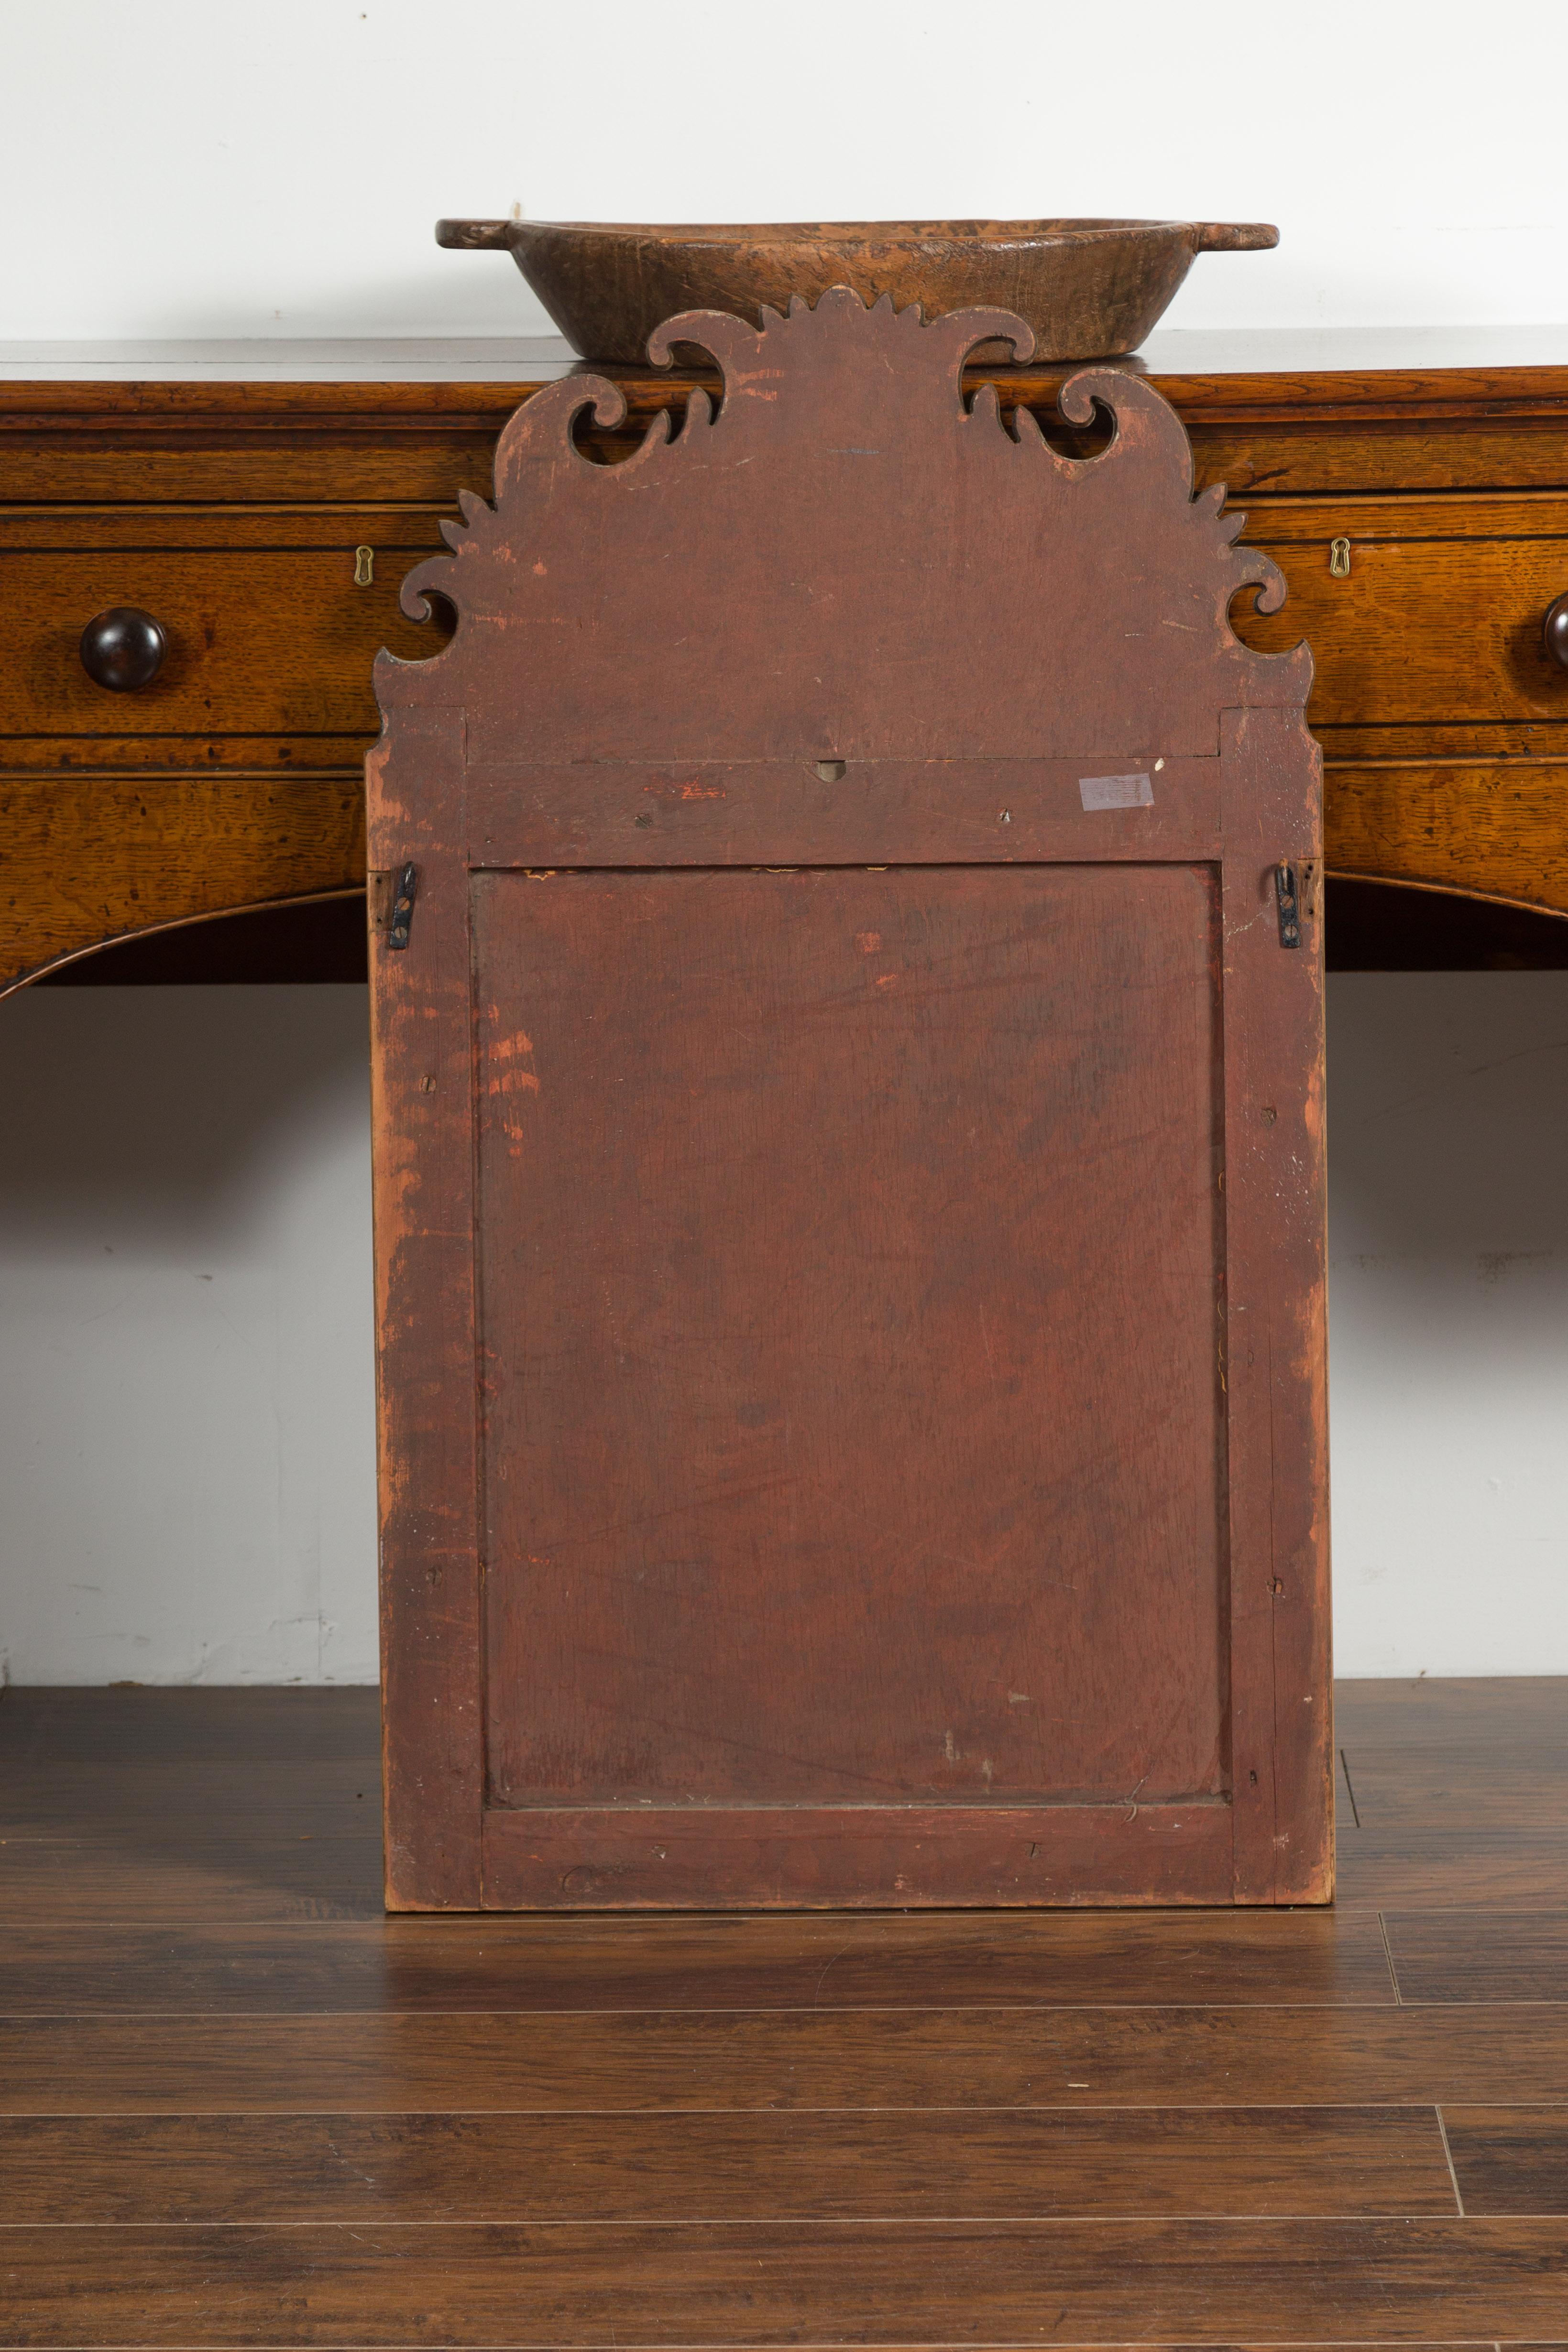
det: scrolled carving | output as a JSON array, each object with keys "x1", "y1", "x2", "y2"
[
  {"x1": 647, "y1": 288, "x2": 1037, "y2": 387},
  {"x1": 377, "y1": 285, "x2": 1312, "y2": 763},
  {"x1": 646, "y1": 309, "x2": 762, "y2": 376}
]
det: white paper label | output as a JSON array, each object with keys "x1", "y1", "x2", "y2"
[{"x1": 1079, "y1": 773, "x2": 1154, "y2": 811}]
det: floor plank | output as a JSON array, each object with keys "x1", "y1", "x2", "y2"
[
  {"x1": 1387, "y1": 1913, "x2": 1568, "y2": 2002},
  {"x1": 3, "y1": 2218, "x2": 1565, "y2": 2344},
  {"x1": 1335, "y1": 1825, "x2": 1568, "y2": 1910},
  {"x1": 1, "y1": 1679, "x2": 1562, "y2": 2344},
  {"x1": 0, "y1": 1685, "x2": 381, "y2": 1764},
  {"x1": 0, "y1": 1693, "x2": 383, "y2": 1918},
  {"x1": 1336, "y1": 1702, "x2": 1568, "y2": 1909},
  {"x1": 6, "y1": 2003, "x2": 1568, "y2": 2113},
  {"x1": 1334, "y1": 1683, "x2": 1566, "y2": 1912},
  {"x1": 1335, "y1": 1677, "x2": 1568, "y2": 1753},
  {"x1": 0, "y1": 1837, "x2": 384, "y2": 1921},
  {"x1": 0, "y1": 1910, "x2": 1395, "y2": 2014},
  {"x1": 1, "y1": 1759, "x2": 379, "y2": 1829},
  {"x1": 0, "y1": 2105, "x2": 1458, "y2": 2221},
  {"x1": 1341, "y1": 1750, "x2": 1568, "y2": 1831},
  {"x1": 1444, "y1": 2106, "x2": 1568, "y2": 2214}
]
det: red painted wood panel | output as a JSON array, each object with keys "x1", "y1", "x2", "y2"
[
  {"x1": 370, "y1": 291, "x2": 1327, "y2": 1906},
  {"x1": 476, "y1": 864, "x2": 1226, "y2": 1821}
]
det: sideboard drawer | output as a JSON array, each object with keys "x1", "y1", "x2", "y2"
[
  {"x1": 1234, "y1": 496, "x2": 1568, "y2": 741},
  {"x1": 0, "y1": 510, "x2": 450, "y2": 744}
]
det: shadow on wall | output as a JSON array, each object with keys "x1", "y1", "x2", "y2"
[
  {"x1": 4, "y1": 971, "x2": 1568, "y2": 1685},
  {"x1": 0, "y1": 983, "x2": 369, "y2": 1248},
  {"x1": 1327, "y1": 970, "x2": 1568, "y2": 1677},
  {"x1": 0, "y1": 985, "x2": 379, "y2": 1686}
]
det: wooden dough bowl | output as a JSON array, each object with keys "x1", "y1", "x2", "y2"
[{"x1": 434, "y1": 217, "x2": 1278, "y2": 362}]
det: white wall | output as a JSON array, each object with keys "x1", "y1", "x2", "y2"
[
  {"x1": 3, "y1": 3, "x2": 1568, "y2": 1680},
  {"x1": 3, "y1": 975, "x2": 1567, "y2": 1683},
  {"x1": 1327, "y1": 975, "x2": 1568, "y2": 1677},
  {"x1": 4, "y1": 0, "x2": 1568, "y2": 341},
  {"x1": 0, "y1": 990, "x2": 378, "y2": 1685}
]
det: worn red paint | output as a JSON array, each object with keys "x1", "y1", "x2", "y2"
[{"x1": 369, "y1": 289, "x2": 1328, "y2": 1912}]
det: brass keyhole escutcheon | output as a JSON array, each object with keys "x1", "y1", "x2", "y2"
[
  {"x1": 1329, "y1": 536, "x2": 1351, "y2": 578},
  {"x1": 354, "y1": 546, "x2": 375, "y2": 586}
]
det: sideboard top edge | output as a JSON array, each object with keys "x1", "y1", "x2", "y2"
[{"x1": 6, "y1": 328, "x2": 1568, "y2": 424}]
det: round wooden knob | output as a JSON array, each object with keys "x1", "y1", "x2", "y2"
[
  {"x1": 1547, "y1": 594, "x2": 1568, "y2": 672},
  {"x1": 79, "y1": 606, "x2": 166, "y2": 690}
]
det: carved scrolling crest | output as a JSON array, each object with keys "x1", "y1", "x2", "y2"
[{"x1": 378, "y1": 288, "x2": 1310, "y2": 763}]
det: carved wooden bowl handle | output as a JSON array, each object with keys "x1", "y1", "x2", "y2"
[
  {"x1": 1192, "y1": 224, "x2": 1280, "y2": 252},
  {"x1": 80, "y1": 606, "x2": 166, "y2": 691}
]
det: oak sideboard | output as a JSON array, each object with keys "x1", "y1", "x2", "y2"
[{"x1": 4, "y1": 328, "x2": 1568, "y2": 995}]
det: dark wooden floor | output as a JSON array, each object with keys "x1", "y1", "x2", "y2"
[{"x1": 2, "y1": 1679, "x2": 1567, "y2": 2345}]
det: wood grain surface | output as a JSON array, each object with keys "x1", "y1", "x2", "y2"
[
  {"x1": 7, "y1": 2217, "x2": 1568, "y2": 2343},
  {"x1": 1387, "y1": 1913, "x2": 1568, "y2": 2003},
  {"x1": 11, "y1": 2002, "x2": 1568, "y2": 2114},
  {"x1": 0, "y1": 2106, "x2": 1457, "y2": 2222},
  {"x1": 0, "y1": 730, "x2": 373, "y2": 775},
  {"x1": 475, "y1": 865, "x2": 1227, "y2": 1812},
  {"x1": 1235, "y1": 520, "x2": 1568, "y2": 729},
  {"x1": 366, "y1": 712, "x2": 485, "y2": 1912},
  {"x1": 0, "y1": 1682, "x2": 382, "y2": 1760},
  {"x1": 0, "y1": 1908, "x2": 1395, "y2": 2012},
  {"x1": 1444, "y1": 2108, "x2": 1568, "y2": 2214},
  {"x1": 0, "y1": 543, "x2": 447, "y2": 738},
  {"x1": 1326, "y1": 762, "x2": 1568, "y2": 914},
  {"x1": 449, "y1": 215, "x2": 1281, "y2": 371},
  {"x1": 5, "y1": 350, "x2": 1568, "y2": 993},
  {"x1": 0, "y1": 772, "x2": 365, "y2": 991},
  {"x1": 1336, "y1": 1678, "x2": 1568, "y2": 1908},
  {"x1": 2, "y1": 1679, "x2": 1566, "y2": 2340},
  {"x1": 371, "y1": 298, "x2": 1326, "y2": 1912}
]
